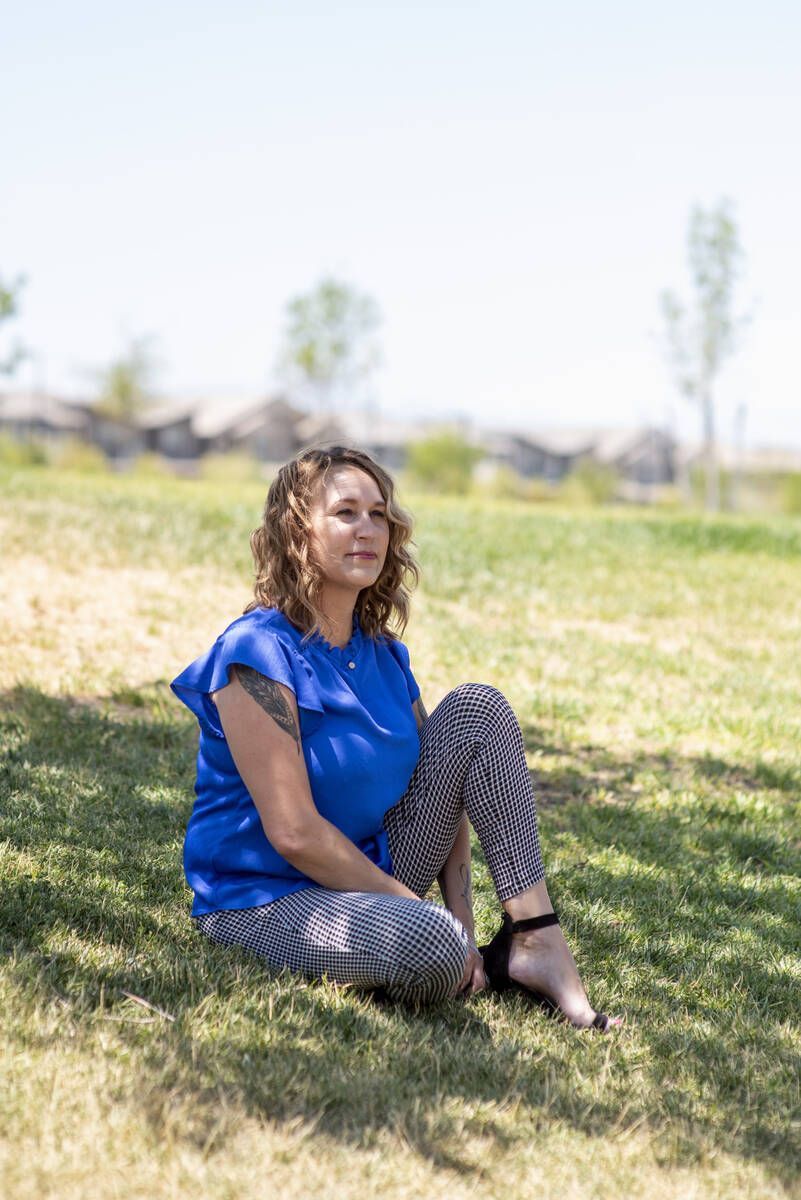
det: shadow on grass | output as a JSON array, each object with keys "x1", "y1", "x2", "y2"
[
  {"x1": 2, "y1": 686, "x2": 800, "y2": 1181},
  {"x1": 520, "y1": 724, "x2": 801, "y2": 801}
]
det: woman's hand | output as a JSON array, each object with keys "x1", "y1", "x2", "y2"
[{"x1": 457, "y1": 939, "x2": 487, "y2": 997}]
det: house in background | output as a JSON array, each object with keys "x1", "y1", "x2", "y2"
[
  {"x1": 138, "y1": 401, "x2": 199, "y2": 459},
  {"x1": 17, "y1": 388, "x2": 796, "y2": 505},
  {"x1": 131, "y1": 394, "x2": 304, "y2": 463},
  {"x1": 295, "y1": 409, "x2": 434, "y2": 470},
  {"x1": 591, "y1": 428, "x2": 676, "y2": 486},
  {"x1": 196, "y1": 396, "x2": 303, "y2": 461},
  {"x1": 0, "y1": 390, "x2": 87, "y2": 446},
  {"x1": 482, "y1": 426, "x2": 677, "y2": 493},
  {"x1": 483, "y1": 429, "x2": 593, "y2": 481}
]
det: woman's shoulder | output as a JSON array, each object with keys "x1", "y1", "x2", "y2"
[
  {"x1": 376, "y1": 632, "x2": 412, "y2": 665},
  {"x1": 369, "y1": 633, "x2": 419, "y2": 701},
  {"x1": 219, "y1": 606, "x2": 302, "y2": 647},
  {"x1": 174, "y1": 607, "x2": 304, "y2": 688},
  {"x1": 172, "y1": 606, "x2": 326, "y2": 731}
]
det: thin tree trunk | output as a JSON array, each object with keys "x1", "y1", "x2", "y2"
[
  {"x1": 702, "y1": 390, "x2": 718, "y2": 512},
  {"x1": 730, "y1": 402, "x2": 747, "y2": 513}
]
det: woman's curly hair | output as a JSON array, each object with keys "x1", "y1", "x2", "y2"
[{"x1": 246, "y1": 445, "x2": 418, "y2": 639}]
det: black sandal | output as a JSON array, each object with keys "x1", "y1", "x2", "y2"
[{"x1": 479, "y1": 911, "x2": 613, "y2": 1031}]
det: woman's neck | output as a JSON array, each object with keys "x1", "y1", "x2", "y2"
[{"x1": 318, "y1": 592, "x2": 357, "y2": 649}]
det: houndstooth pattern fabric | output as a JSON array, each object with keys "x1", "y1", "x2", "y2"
[
  {"x1": 385, "y1": 683, "x2": 544, "y2": 901},
  {"x1": 195, "y1": 683, "x2": 545, "y2": 1006},
  {"x1": 195, "y1": 888, "x2": 469, "y2": 1006}
]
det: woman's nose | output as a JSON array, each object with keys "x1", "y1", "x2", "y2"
[{"x1": 355, "y1": 510, "x2": 377, "y2": 538}]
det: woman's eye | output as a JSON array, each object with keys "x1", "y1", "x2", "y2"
[
  {"x1": 372, "y1": 510, "x2": 387, "y2": 519},
  {"x1": 337, "y1": 508, "x2": 353, "y2": 517}
]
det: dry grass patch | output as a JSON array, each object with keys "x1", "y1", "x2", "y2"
[{"x1": 0, "y1": 556, "x2": 250, "y2": 697}]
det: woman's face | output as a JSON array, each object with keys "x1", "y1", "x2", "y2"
[{"x1": 307, "y1": 465, "x2": 390, "y2": 601}]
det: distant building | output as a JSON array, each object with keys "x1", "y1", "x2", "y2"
[
  {"x1": 139, "y1": 402, "x2": 199, "y2": 459},
  {"x1": 483, "y1": 430, "x2": 592, "y2": 481},
  {"x1": 11, "y1": 389, "x2": 797, "y2": 506},
  {"x1": 0, "y1": 390, "x2": 86, "y2": 445},
  {"x1": 196, "y1": 396, "x2": 303, "y2": 461},
  {"x1": 296, "y1": 410, "x2": 434, "y2": 470},
  {"x1": 0, "y1": 392, "x2": 306, "y2": 465},
  {"x1": 482, "y1": 426, "x2": 677, "y2": 491},
  {"x1": 131, "y1": 394, "x2": 303, "y2": 463}
]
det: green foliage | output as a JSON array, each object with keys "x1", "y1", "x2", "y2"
[
  {"x1": 660, "y1": 201, "x2": 745, "y2": 395},
  {"x1": 482, "y1": 464, "x2": 522, "y2": 500},
  {"x1": 660, "y1": 199, "x2": 749, "y2": 511},
  {"x1": 781, "y1": 472, "x2": 801, "y2": 515},
  {"x1": 199, "y1": 450, "x2": 265, "y2": 484},
  {"x1": 53, "y1": 438, "x2": 110, "y2": 474},
  {"x1": 475, "y1": 467, "x2": 562, "y2": 504},
  {"x1": 476, "y1": 464, "x2": 531, "y2": 502},
  {"x1": 93, "y1": 334, "x2": 159, "y2": 419},
  {"x1": 0, "y1": 431, "x2": 47, "y2": 466},
  {"x1": 521, "y1": 476, "x2": 559, "y2": 503},
  {"x1": 279, "y1": 276, "x2": 381, "y2": 409},
  {"x1": 129, "y1": 451, "x2": 174, "y2": 478},
  {"x1": 0, "y1": 272, "x2": 26, "y2": 375},
  {"x1": 405, "y1": 431, "x2": 482, "y2": 495},
  {"x1": 557, "y1": 458, "x2": 619, "y2": 505}
]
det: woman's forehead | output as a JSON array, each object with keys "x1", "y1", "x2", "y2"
[{"x1": 317, "y1": 466, "x2": 384, "y2": 503}]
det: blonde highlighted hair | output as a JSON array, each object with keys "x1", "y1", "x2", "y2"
[{"x1": 246, "y1": 446, "x2": 418, "y2": 639}]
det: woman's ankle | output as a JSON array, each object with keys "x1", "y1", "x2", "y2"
[{"x1": 503, "y1": 880, "x2": 554, "y2": 924}]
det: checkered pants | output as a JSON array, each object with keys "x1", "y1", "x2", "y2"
[{"x1": 195, "y1": 683, "x2": 545, "y2": 1005}]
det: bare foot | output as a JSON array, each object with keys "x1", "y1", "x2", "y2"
[{"x1": 507, "y1": 924, "x2": 621, "y2": 1030}]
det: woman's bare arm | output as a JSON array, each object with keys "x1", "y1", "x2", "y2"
[{"x1": 213, "y1": 666, "x2": 419, "y2": 900}]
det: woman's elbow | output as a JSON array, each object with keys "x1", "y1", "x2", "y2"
[{"x1": 267, "y1": 818, "x2": 318, "y2": 863}]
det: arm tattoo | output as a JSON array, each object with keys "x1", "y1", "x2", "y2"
[
  {"x1": 234, "y1": 665, "x2": 301, "y2": 755},
  {"x1": 459, "y1": 861, "x2": 472, "y2": 907}
]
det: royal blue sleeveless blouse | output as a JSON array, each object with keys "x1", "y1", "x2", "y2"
[{"x1": 171, "y1": 607, "x2": 421, "y2": 916}]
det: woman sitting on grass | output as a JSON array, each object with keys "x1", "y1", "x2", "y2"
[{"x1": 172, "y1": 445, "x2": 620, "y2": 1029}]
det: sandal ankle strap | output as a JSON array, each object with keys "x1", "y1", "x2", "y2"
[{"x1": 506, "y1": 911, "x2": 560, "y2": 934}]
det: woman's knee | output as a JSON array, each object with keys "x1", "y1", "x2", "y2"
[
  {"x1": 436, "y1": 682, "x2": 516, "y2": 726},
  {"x1": 392, "y1": 903, "x2": 468, "y2": 1006}
]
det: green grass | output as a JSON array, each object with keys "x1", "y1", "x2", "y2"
[{"x1": 1, "y1": 466, "x2": 801, "y2": 1198}]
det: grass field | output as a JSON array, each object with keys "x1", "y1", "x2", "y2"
[{"x1": 1, "y1": 465, "x2": 800, "y2": 1199}]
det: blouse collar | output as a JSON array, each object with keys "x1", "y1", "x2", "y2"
[{"x1": 307, "y1": 612, "x2": 363, "y2": 662}]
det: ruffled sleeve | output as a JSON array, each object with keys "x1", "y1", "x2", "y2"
[{"x1": 171, "y1": 611, "x2": 324, "y2": 738}]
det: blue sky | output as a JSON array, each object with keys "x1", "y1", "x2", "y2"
[{"x1": 3, "y1": 0, "x2": 799, "y2": 447}]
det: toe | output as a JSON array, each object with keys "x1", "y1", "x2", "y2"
[{"x1": 592, "y1": 1012, "x2": 623, "y2": 1032}]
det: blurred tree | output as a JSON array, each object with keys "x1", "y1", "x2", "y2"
[
  {"x1": 0, "y1": 273, "x2": 26, "y2": 376},
  {"x1": 781, "y1": 472, "x2": 801, "y2": 515},
  {"x1": 279, "y1": 277, "x2": 381, "y2": 410},
  {"x1": 660, "y1": 200, "x2": 748, "y2": 512},
  {"x1": 406, "y1": 431, "x2": 482, "y2": 495},
  {"x1": 559, "y1": 458, "x2": 619, "y2": 506},
  {"x1": 93, "y1": 335, "x2": 158, "y2": 419}
]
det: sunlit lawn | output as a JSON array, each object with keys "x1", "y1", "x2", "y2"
[{"x1": 1, "y1": 466, "x2": 800, "y2": 1199}]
